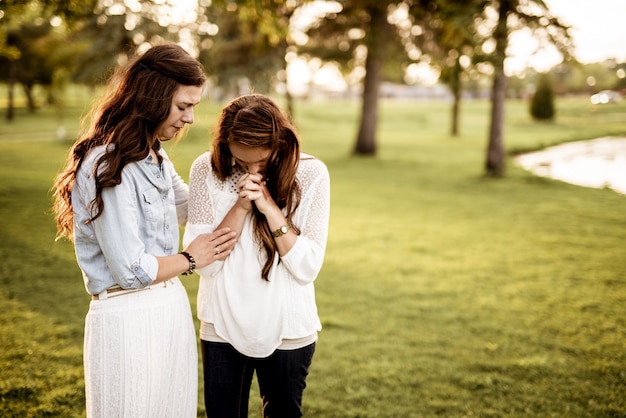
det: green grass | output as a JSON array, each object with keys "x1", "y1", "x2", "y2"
[{"x1": 1, "y1": 90, "x2": 625, "y2": 417}]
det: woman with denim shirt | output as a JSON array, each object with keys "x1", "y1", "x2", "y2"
[
  {"x1": 51, "y1": 44, "x2": 236, "y2": 417},
  {"x1": 184, "y1": 94, "x2": 330, "y2": 417}
]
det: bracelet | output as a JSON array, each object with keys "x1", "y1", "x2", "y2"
[{"x1": 180, "y1": 251, "x2": 196, "y2": 276}]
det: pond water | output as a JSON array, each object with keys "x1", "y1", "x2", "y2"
[{"x1": 514, "y1": 137, "x2": 626, "y2": 195}]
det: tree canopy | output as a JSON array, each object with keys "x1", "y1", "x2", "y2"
[{"x1": 0, "y1": 0, "x2": 591, "y2": 178}]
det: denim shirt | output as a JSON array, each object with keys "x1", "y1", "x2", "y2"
[{"x1": 72, "y1": 144, "x2": 189, "y2": 295}]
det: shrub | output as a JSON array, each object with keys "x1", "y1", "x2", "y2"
[{"x1": 530, "y1": 73, "x2": 555, "y2": 120}]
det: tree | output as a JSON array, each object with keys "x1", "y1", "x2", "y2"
[
  {"x1": 0, "y1": 1, "x2": 30, "y2": 121},
  {"x1": 71, "y1": 0, "x2": 203, "y2": 87},
  {"x1": 0, "y1": 0, "x2": 97, "y2": 121},
  {"x1": 4, "y1": 21, "x2": 63, "y2": 112},
  {"x1": 485, "y1": 0, "x2": 510, "y2": 177},
  {"x1": 305, "y1": 0, "x2": 409, "y2": 156},
  {"x1": 199, "y1": 2, "x2": 283, "y2": 97},
  {"x1": 1, "y1": 0, "x2": 218, "y2": 125},
  {"x1": 200, "y1": 0, "x2": 303, "y2": 116},
  {"x1": 69, "y1": 14, "x2": 139, "y2": 86},
  {"x1": 353, "y1": 3, "x2": 392, "y2": 155},
  {"x1": 409, "y1": 0, "x2": 488, "y2": 137},
  {"x1": 529, "y1": 72, "x2": 554, "y2": 120},
  {"x1": 485, "y1": 0, "x2": 571, "y2": 176}
]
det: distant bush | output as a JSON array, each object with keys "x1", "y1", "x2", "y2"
[{"x1": 530, "y1": 73, "x2": 555, "y2": 120}]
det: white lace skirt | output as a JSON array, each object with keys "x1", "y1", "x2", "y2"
[{"x1": 84, "y1": 278, "x2": 198, "y2": 418}]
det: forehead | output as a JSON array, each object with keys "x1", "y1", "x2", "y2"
[
  {"x1": 173, "y1": 84, "x2": 203, "y2": 104},
  {"x1": 228, "y1": 142, "x2": 271, "y2": 163}
]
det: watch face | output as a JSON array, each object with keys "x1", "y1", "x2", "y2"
[{"x1": 273, "y1": 224, "x2": 290, "y2": 237}]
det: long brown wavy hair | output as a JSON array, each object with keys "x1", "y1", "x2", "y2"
[
  {"x1": 51, "y1": 44, "x2": 205, "y2": 241},
  {"x1": 211, "y1": 94, "x2": 302, "y2": 280}
]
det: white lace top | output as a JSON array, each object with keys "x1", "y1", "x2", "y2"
[{"x1": 183, "y1": 152, "x2": 330, "y2": 358}]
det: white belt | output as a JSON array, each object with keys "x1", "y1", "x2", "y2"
[{"x1": 92, "y1": 279, "x2": 173, "y2": 301}]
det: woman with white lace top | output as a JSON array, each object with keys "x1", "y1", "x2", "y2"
[
  {"x1": 51, "y1": 44, "x2": 237, "y2": 417},
  {"x1": 184, "y1": 94, "x2": 330, "y2": 417}
]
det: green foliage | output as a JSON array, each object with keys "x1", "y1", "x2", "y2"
[
  {"x1": 530, "y1": 72, "x2": 556, "y2": 120},
  {"x1": 302, "y1": 1, "x2": 400, "y2": 75},
  {"x1": 1, "y1": 92, "x2": 625, "y2": 417},
  {"x1": 198, "y1": 1, "x2": 290, "y2": 96}
]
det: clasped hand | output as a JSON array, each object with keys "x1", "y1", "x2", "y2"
[{"x1": 237, "y1": 172, "x2": 276, "y2": 214}]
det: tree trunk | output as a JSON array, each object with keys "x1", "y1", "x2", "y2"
[
  {"x1": 6, "y1": 60, "x2": 15, "y2": 122},
  {"x1": 23, "y1": 83, "x2": 36, "y2": 112},
  {"x1": 285, "y1": 88, "x2": 294, "y2": 122},
  {"x1": 281, "y1": 11, "x2": 295, "y2": 124},
  {"x1": 353, "y1": 5, "x2": 387, "y2": 156},
  {"x1": 485, "y1": 0, "x2": 511, "y2": 177},
  {"x1": 450, "y1": 59, "x2": 462, "y2": 137},
  {"x1": 451, "y1": 88, "x2": 460, "y2": 137},
  {"x1": 283, "y1": 54, "x2": 294, "y2": 122},
  {"x1": 486, "y1": 70, "x2": 506, "y2": 176}
]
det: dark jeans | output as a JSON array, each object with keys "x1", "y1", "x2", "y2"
[{"x1": 201, "y1": 339, "x2": 316, "y2": 418}]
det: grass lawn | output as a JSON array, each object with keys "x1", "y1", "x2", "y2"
[{"x1": 0, "y1": 89, "x2": 625, "y2": 417}]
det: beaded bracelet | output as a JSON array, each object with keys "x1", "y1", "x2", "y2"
[{"x1": 179, "y1": 251, "x2": 196, "y2": 276}]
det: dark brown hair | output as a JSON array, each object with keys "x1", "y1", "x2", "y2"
[
  {"x1": 52, "y1": 44, "x2": 205, "y2": 241},
  {"x1": 211, "y1": 94, "x2": 302, "y2": 280}
]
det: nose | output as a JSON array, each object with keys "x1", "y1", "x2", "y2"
[
  {"x1": 247, "y1": 163, "x2": 262, "y2": 174},
  {"x1": 182, "y1": 108, "x2": 194, "y2": 124}
]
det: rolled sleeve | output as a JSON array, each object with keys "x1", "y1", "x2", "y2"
[{"x1": 130, "y1": 256, "x2": 159, "y2": 287}]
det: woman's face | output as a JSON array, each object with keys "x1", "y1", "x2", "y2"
[
  {"x1": 156, "y1": 84, "x2": 203, "y2": 141},
  {"x1": 229, "y1": 142, "x2": 271, "y2": 175}
]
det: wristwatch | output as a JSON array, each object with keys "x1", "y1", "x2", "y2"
[{"x1": 272, "y1": 224, "x2": 290, "y2": 237}]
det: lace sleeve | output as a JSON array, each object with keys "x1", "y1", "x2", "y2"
[
  {"x1": 187, "y1": 152, "x2": 215, "y2": 226},
  {"x1": 278, "y1": 155, "x2": 330, "y2": 283},
  {"x1": 183, "y1": 152, "x2": 217, "y2": 252},
  {"x1": 296, "y1": 156, "x2": 331, "y2": 252}
]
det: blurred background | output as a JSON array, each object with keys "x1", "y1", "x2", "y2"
[
  {"x1": 1, "y1": 1, "x2": 625, "y2": 417},
  {"x1": 2, "y1": 0, "x2": 625, "y2": 175}
]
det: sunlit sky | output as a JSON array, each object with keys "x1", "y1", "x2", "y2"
[
  {"x1": 170, "y1": 0, "x2": 626, "y2": 86},
  {"x1": 507, "y1": 0, "x2": 626, "y2": 73},
  {"x1": 544, "y1": 0, "x2": 626, "y2": 64}
]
